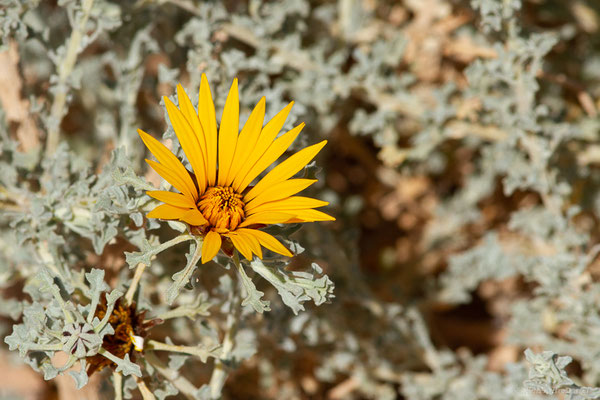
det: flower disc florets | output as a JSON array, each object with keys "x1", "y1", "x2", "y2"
[{"x1": 197, "y1": 186, "x2": 245, "y2": 231}]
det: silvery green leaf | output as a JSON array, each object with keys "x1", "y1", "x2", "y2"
[
  {"x1": 158, "y1": 63, "x2": 179, "y2": 84},
  {"x1": 195, "y1": 385, "x2": 211, "y2": 400},
  {"x1": 22, "y1": 301, "x2": 46, "y2": 332},
  {"x1": 61, "y1": 322, "x2": 102, "y2": 357},
  {"x1": 95, "y1": 289, "x2": 122, "y2": 333},
  {"x1": 524, "y1": 349, "x2": 574, "y2": 395},
  {"x1": 167, "y1": 220, "x2": 187, "y2": 232},
  {"x1": 166, "y1": 241, "x2": 202, "y2": 305},
  {"x1": 5, "y1": 324, "x2": 30, "y2": 354},
  {"x1": 91, "y1": 219, "x2": 118, "y2": 254},
  {"x1": 249, "y1": 259, "x2": 334, "y2": 314},
  {"x1": 156, "y1": 292, "x2": 211, "y2": 321},
  {"x1": 41, "y1": 361, "x2": 59, "y2": 381},
  {"x1": 111, "y1": 161, "x2": 156, "y2": 192},
  {"x1": 0, "y1": 297, "x2": 24, "y2": 320},
  {"x1": 230, "y1": 328, "x2": 257, "y2": 363},
  {"x1": 234, "y1": 260, "x2": 270, "y2": 313},
  {"x1": 125, "y1": 238, "x2": 155, "y2": 269},
  {"x1": 130, "y1": 212, "x2": 143, "y2": 227},
  {"x1": 68, "y1": 360, "x2": 89, "y2": 389},
  {"x1": 85, "y1": 268, "x2": 108, "y2": 319},
  {"x1": 123, "y1": 375, "x2": 138, "y2": 399},
  {"x1": 168, "y1": 353, "x2": 189, "y2": 371},
  {"x1": 113, "y1": 353, "x2": 142, "y2": 377},
  {"x1": 155, "y1": 381, "x2": 179, "y2": 400}
]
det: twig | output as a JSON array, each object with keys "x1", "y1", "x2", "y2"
[
  {"x1": 125, "y1": 263, "x2": 147, "y2": 306},
  {"x1": 144, "y1": 351, "x2": 198, "y2": 400},
  {"x1": 147, "y1": 339, "x2": 220, "y2": 362},
  {"x1": 208, "y1": 255, "x2": 242, "y2": 399},
  {"x1": 136, "y1": 378, "x2": 156, "y2": 400},
  {"x1": 113, "y1": 371, "x2": 123, "y2": 400},
  {"x1": 45, "y1": 0, "x2": 95, "y2": 156}
]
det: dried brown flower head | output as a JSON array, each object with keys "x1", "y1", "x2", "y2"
[{"x1": 86, "y1": 294, "x2": 156, "y2": 375}]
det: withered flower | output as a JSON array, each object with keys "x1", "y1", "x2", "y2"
[{"x1": 86, "y1": 294, "x2": 158, "y2": 375}]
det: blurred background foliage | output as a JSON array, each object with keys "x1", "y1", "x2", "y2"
[{"x1": 3, "y1": 0, "x2": 600, "y2": 399}]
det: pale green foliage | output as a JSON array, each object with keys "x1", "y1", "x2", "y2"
[{"x1": 2, "y1": 0, "x2": 600, "y2": 399}]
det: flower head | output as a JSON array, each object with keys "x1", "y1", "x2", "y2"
[{"x1": 140, "y1": 75, "x2": 334, "y2": 263}]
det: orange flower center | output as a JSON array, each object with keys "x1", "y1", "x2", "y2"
[{"x1": 197, "y1": 186, "x2": 245, "y2": 230}]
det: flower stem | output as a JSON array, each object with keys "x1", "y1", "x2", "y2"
[
  {"x1": 153, "y1": 233, "x2": 195, "y2": 256},
  {"x1": 208, "y1": 255, "x2": 242, "y2": 399}
]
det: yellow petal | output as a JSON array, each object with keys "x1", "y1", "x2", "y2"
[
  {"x1": 245, "y1": 140, "x2": 327, "y2": 202},
  {"x1": 236, "y1": 229, "x2": 263, "y2": 259},
  {"x1": 177, "y1": 84, "x2": 209, "y2": 184},
  {"x1": 165, "y1": 95, "x2": 207, "y2": 193},
  {"x1": 180, "y1": 208, "x2": 208, "y2": 226},
  {"x1": 201, "y1": 230, "x2": 222, "y2": 264},
  {"x1": 139, "y1": 129, "x2": 198, "y2": 200},
  {"x1": 245, "y1": 229, "x2": 292, "y2": 257},
  {"x1": 247, "y1": 196, "x2": 329, "y2": 214},
  {"x1": 238, "y1": 211, "x2": 296, "y2": 228},
  {"x1": 145, "y1": 159, "x2": 197, "y2": 202},
  {"x1": 147, "y1": 204, "x2": 189, "y2": 220},
  {"x1": 245, "y1": 179, "x2": 317, "y2": 213},
  {"x1": 288, "y1": 209, "x2": 336, "y2": 222},
  {"x1": 146, "y1": 190, "x2": 196, "y2": 208},
  {"x1": 232, "y1": 102, "x2": 293, "y2": 191},
  {"x1": 235, "y1": 123, "x2": 304, "y2": 193},
  {"x1": 228, "y1": 231, "x2": 253, "y2": 261},
  {"x1": 217, "y1": 78, "x2": 239, "y2": 186},
  {"x1": 198, "y1": 74, "x2": 218, "y2": 186},
  {"x1": 227, "y1": 97, "x2": 266, "y2": 186}
]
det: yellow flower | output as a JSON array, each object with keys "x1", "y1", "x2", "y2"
[{"x1": 139, "y1": 74, "x2": 334, "y2": 264}]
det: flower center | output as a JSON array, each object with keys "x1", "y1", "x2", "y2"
[{"x1": 197, "y1": 186, "x2": 245, "y2": 230}]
